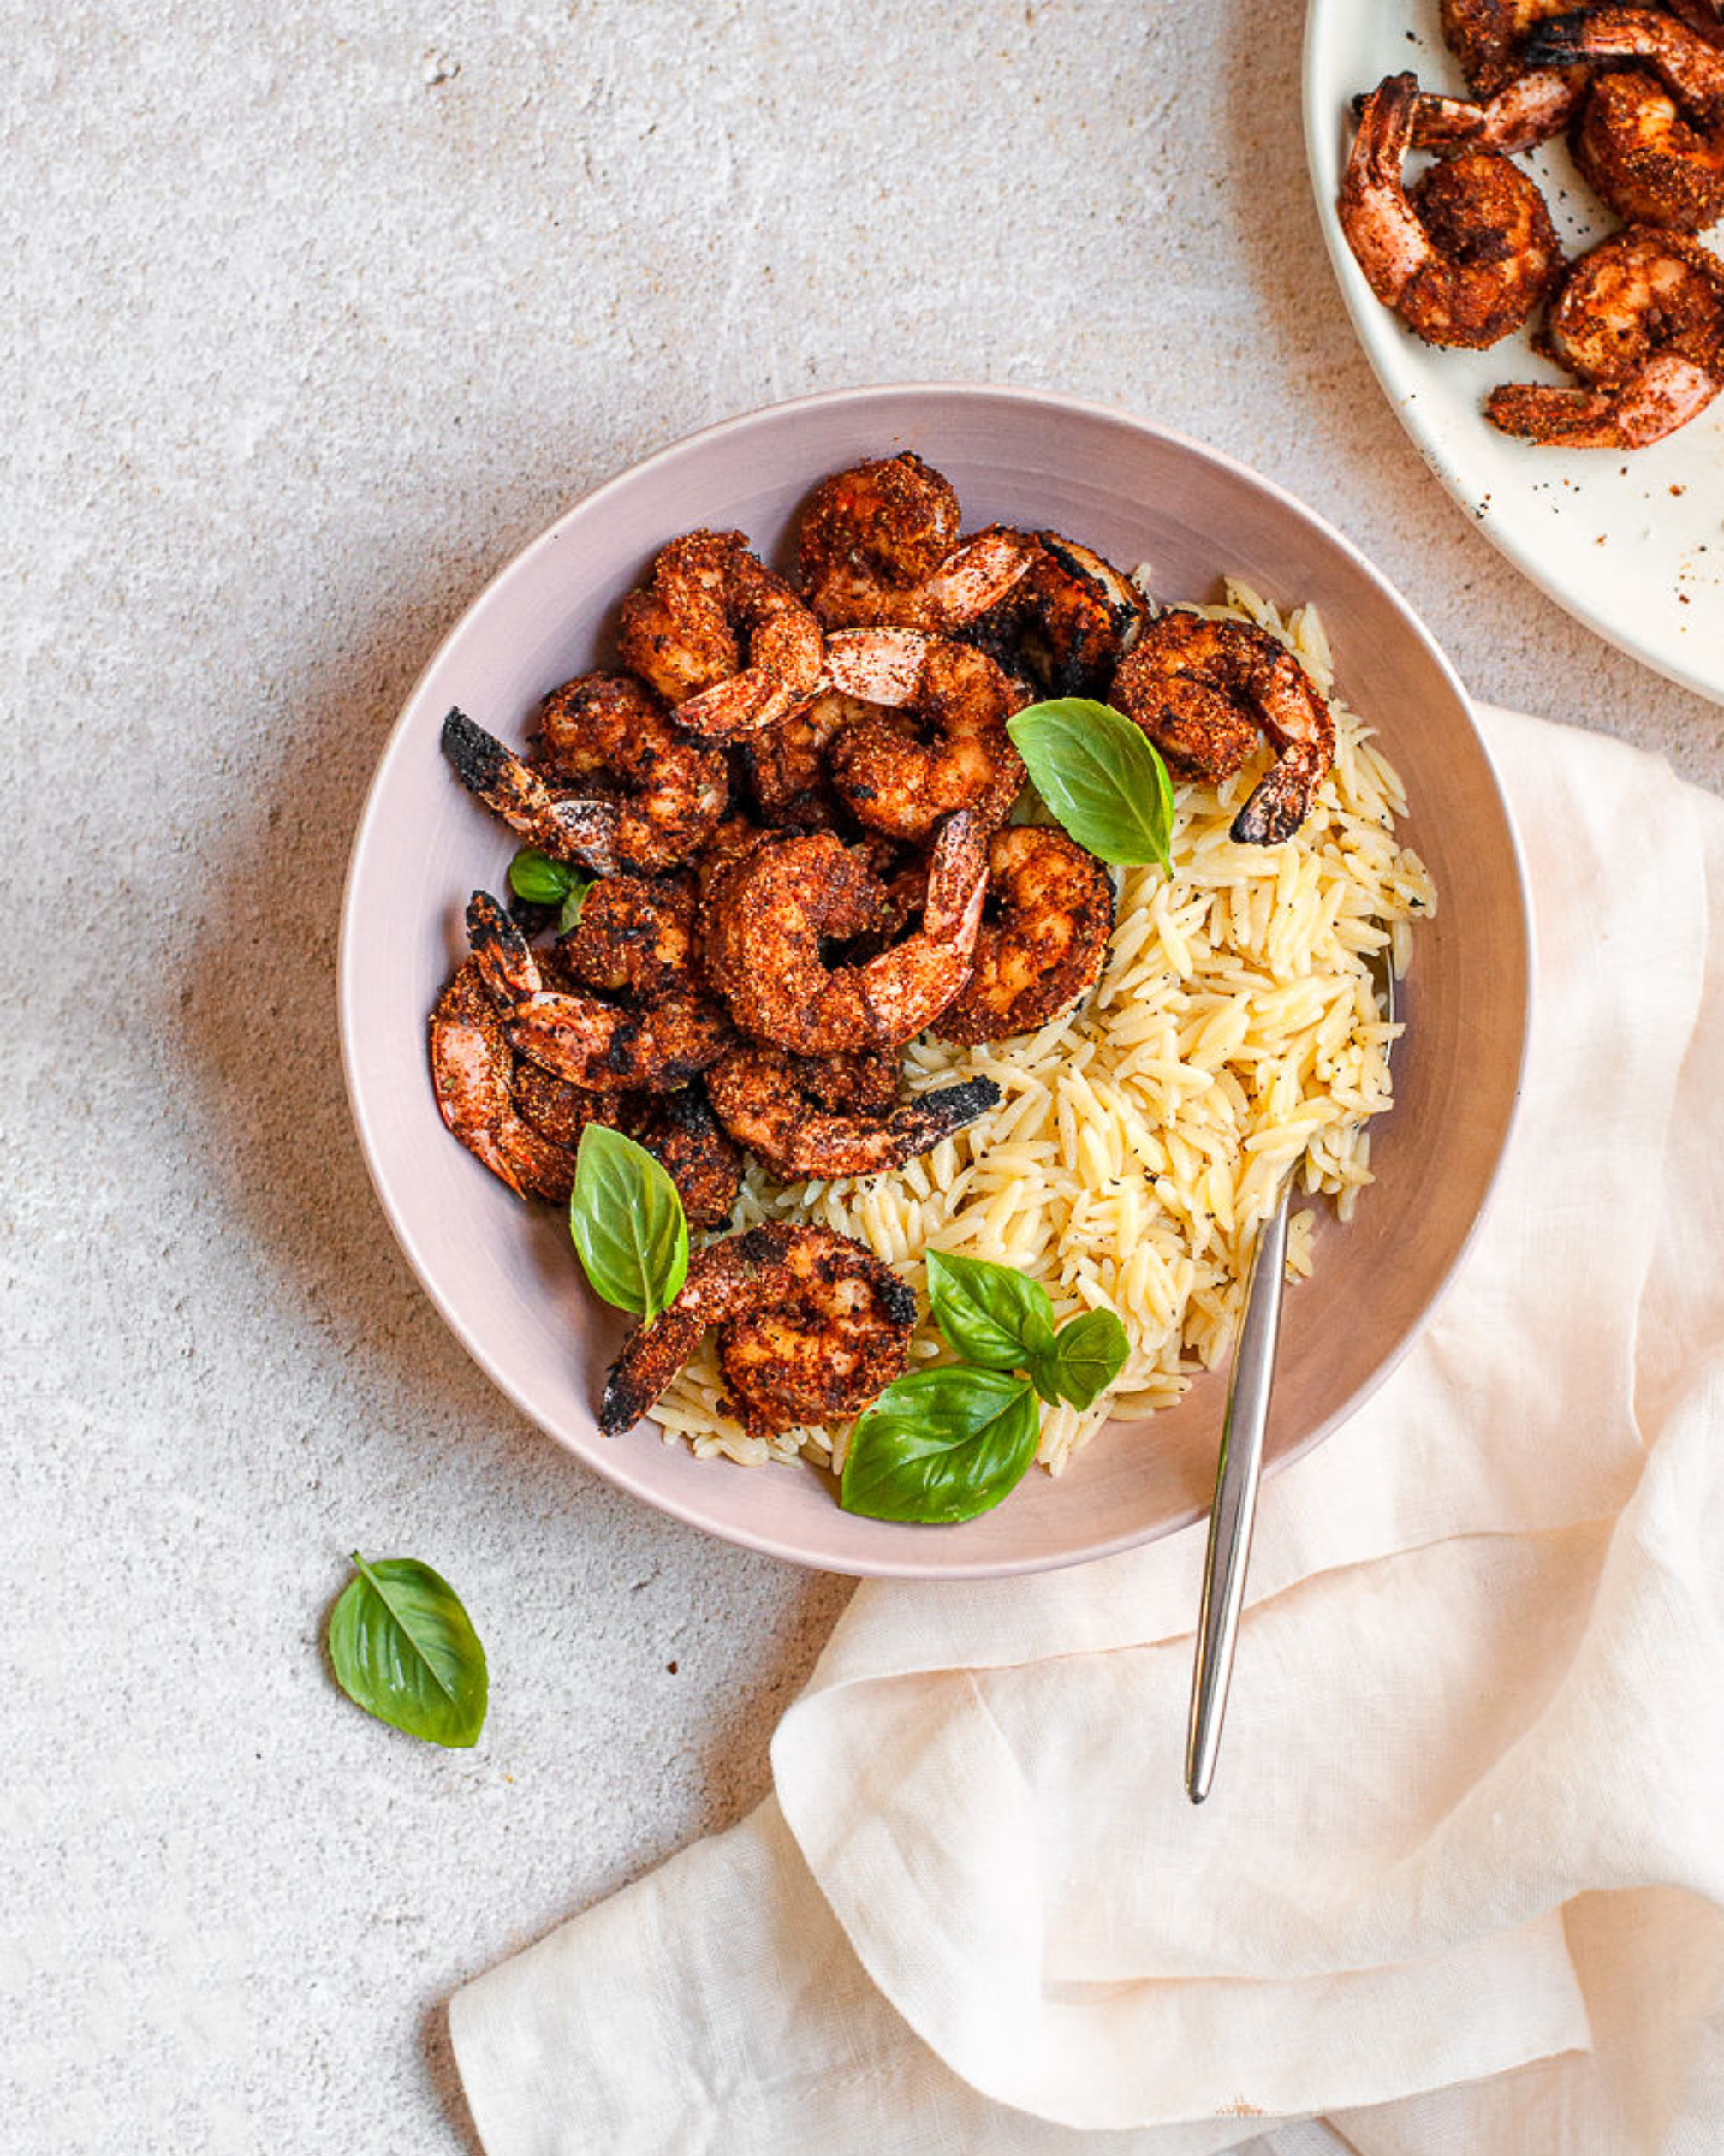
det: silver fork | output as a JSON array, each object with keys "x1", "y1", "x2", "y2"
[{"x1": 1185, "y1": 953, "x2": 1398, "y2": 1802}]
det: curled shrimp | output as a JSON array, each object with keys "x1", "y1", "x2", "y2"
[
  {"x1": 615, "y1": 529, "x2": 824, "y2": 743},
  {"x1": 429, "y1": 958, "x2": 587, "y2": 1200},
  {"x1": 600, "y1": 1223, "x2": 916, "y2": 1438},
  {"x1": 556, "y1": 873, "x2": 699, "y2": 1000},
  {"x1": 532, "y1": 674, "x2": 728, "y2": 870},
  {"x1": 964, "y1": 529, "x2": 1150, "y2": 699},
  {"x1": 1113, "y1": 611, "x2": 1335, "y2": 846},
  {"x1": 1527, "y1": 7, "x2": 1724, "y2": 231},
  {"x1": 467, "y1": 891, "x2": 731, "y2": 1093},
  {"x1": 706, "y1": 1043, "x2": 1001, "y2": 1179},
  {"x1": 1341, "y1": 74, "x2": 1563, "y2": 348},
  {"x1": 796, "y1": 453, "x2": 962, "y2": 622},
  {"x1": 627, "y1": 1082, "x2": 743, "y2": 1229},
  {"x1": 796, "y1": 455, "x2": 1035, "y2": 633},
  {"x1": 702, "y1": 815, "x2": 988, "y2": 1054},
  {"x1": 740, "y1": 688, "x2": 867, "y2": 828},
  {"x1": 1487, "y1": 224, "x2": 1724, "y2": 445},
  {"x1": 821, "y1": 629, "x2": 1025, "y2": 840},
  {"x1": 934, "y1": 827, "x2": 1115, "y2": 1045}
]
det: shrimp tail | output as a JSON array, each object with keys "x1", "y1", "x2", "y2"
[
  {"x1": 441, "y1": 707, "x2": 621, "y2": 872},
  {"x1": 1487, "y1": 357, "x2": 1721, "y2": 447},
  {"x1": 1406, "y1": 73, "x2": 1586, "y2": 155},
  {"x1": 924, "y1": 809, "x2": 990, "y2": 943},
  {"x1": 1523, "y1": 9, "x2": 1648, "y2": 68},
  {"x1": 465, "y1": 890, "x2": 544, "y2": 1006},
  {"x1": 598, "y1": 1310, "x2": 708, "y2": 1436},
  {"x1": 1230, "y1": 747, "x2": 1329, "y2": 847},
  {"x1": 877, "y1": 1077, "x2": 1002, "y2": 1157}
]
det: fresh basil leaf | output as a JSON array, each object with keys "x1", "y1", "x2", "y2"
[
  {"x1": 556, "y1": 876, "x2": 593, "y2": 935},
  {"x1": 841, "y1": 1367, "x2": 1040, "y2": 1525},
  {"x1": 925, "y1": 1249, "x2": 1056, "y2": 1371},
  {"x1": 571, "y1": 1125, "x2": 689, "y2": 1320},
  {"x1": 508, "y1": 847, "x2": 575, "y2": 906},
  {"x1": 1037, "y1": 1307, "x2": 1130, "y2": 1411},
  {"x1": 1007, "y1": 699, "x2": 1174, "y2": 870},
  {"x1": 327, "y1": 1552, "x2": 488, "y2": 1748}
]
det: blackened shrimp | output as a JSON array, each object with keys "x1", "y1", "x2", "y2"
[
  {"x1": 615, "y1": 529, "x2": 824, "y2": 743},
  {"x1": 1668, "y1": 0, "x2": 1724, "y2": 47},
  {"x1": 429, "y1": 959, "x2": 586, "y2": 1201},
  {"x1": 1487, "y1": 225, "x2": 1724, "y2": 445},
  {"x1": 963, "y1": 530, "x2": 1150, "y2": 699},
  {"x1": 740, "y1": 688, "x2": 869, "y2": 828},
  {"x1": 628, "y1": 1083, "x2": 743, "y2": 1229},
  {"x1": 702, "y1": 817, "x2": 989, "y2": 1055},
  {"x1": 1441, "y1": 0, "x2": 1578, "y2": 94},
  {"x1": 1405, "y1": 68, "x2": 1586, "y2": 154},
  {"x1": 556, "y1": 873, "x2": 699, "y2": 1000},
  {"x1": 1341, "y1": 74, "x2": 1562, "y2": 348},
  {"x1": 442, "y1": 708, "x2": 624, "y2": 873},
  {"x1": 796, "y1": 455, "x2": 1034, "y2": 633},
  {"x1": 934, "y1": 827, "x2": 1115, "y2": 1045},
  {"x1": 508, "y1": 1058, "x2": 613, "y2": 1152},
  {"x1": 599, "y1": 1223, "x2": 915, "y2": 1438},
  {"x1": 1527, "y1": 8, "x2": 1724, "y2": 232},
  {"x1": 797, "y1": 453, "x2": 961, "y2": 622},
  {"x1": 1113, "y1": 611, "x2": 1336, "y2": 846},
  {"x1": 706, "y1": 1043, "x2": 1001, "y2": 1179},
  {"x1": 822, "y1": 631, "x2": 1025, "y2": 840},
  {"x1": 467, "y1": 891, "x2": 731, "y2": 1093},
  {"x1": 532, "y1": 674, "x2": 728, "y2": 870}
]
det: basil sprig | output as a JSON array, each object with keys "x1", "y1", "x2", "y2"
[
  {"x1": 926, "y1": 1248, "x2": 1055, "y2": 1375},
  {"x1": 841, "y1": 1253, "x2": 1130, "y2": 1524},
  {"x1": 1007, "y1": 699, "x2": 1174, "y2": 871},
  {"x1": 328, "y1": 1552, "x2": 489, "y2": 1748},
  {"x1": 570, "y1": 1125, "x2": 688, "y2": 1321},
  {"x1": 508, "y1": 846, "x2": 592, "y2": 933},
  {"x1": 1042, "y1": 1307, "x2": 1131, "y2": 1409},
  {"x1": 841, "y1": 1367, "x2": 1041, "y2": 1525},
  {"x1": 927, "y1": 1251, "x2": 1127, "y2": 1409}
]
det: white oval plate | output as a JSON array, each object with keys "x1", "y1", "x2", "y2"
[{"x1": 1303, "y1": 0, "x2": 1724, "y2": 704}]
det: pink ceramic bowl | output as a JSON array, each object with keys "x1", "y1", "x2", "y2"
[{"x1": 339, "y1": 384, "x2": 1528, "y2": 1580}]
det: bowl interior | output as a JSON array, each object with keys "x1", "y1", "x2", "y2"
[{"x1": 340, "y1": 384, "x2": 1528, "y2": 1579}]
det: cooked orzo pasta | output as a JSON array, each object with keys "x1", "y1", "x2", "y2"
[{"x1": 653, "y1": 581, "x2": 1435, "y2": 1476}]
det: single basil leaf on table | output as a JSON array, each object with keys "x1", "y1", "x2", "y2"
[
  {"x1": 508, "y1": 846, "x2": 577, "y2": 906},
  {"x1": 571, "y1": 1124, "x2": 689, "y2": 1320},
  {"x1": 1035, "y1": 1307, "x2": 1130, "y2": 1411},
  {"x1": 1007, "y1": 699, "x2": 1175, "y2": 871},
  {"x1": 327, "y1": 1552, "x2": 489, "y2": 1748},
  {"x1": 841, "y1": 1367, "x2": 1041, "y2": 1525},
  {"x1": 925, "y1": 1248, "x2": 1057, "y2": 1370}
]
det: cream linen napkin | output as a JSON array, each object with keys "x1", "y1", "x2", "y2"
[{"x1": 451, "y1": 706, "x2": 1724, "y2": 2155}]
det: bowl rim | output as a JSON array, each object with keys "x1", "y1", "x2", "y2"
[{"x1": 338, "y1": 379, "x2": 1532, "y2": 1578}]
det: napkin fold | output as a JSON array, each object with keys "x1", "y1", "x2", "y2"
[{"x1": 451, "y1": 706, "x2": 1724, "y2": 2155}]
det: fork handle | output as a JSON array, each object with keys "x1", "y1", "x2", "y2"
[{"x1": 1185, "y1": 1176, "x2": 1292, "y2": 1804}]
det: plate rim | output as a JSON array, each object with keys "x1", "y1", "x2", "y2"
[
  {"x1": 1299, "y1": 0, "x2": 1724, "y2": 709},
  {"x1": 338, "y1": 378, "x2": 1532, "y2": 1579}
]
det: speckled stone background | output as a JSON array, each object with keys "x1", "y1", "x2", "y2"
[{"x1": 5, "y1": 3, "x2": 1721, "y2": 2150}]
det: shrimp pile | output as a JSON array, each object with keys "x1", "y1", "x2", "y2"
[
  {"x1": 1341, "y1": 3, "x2": 1724, "y2": 447},
  {"x1": 426, "y1": 460, "x2": 1347, "y2": 1459}
]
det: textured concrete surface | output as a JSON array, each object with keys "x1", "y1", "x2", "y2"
[{"x1": 5, "y1": 3, "x2": 1721, "y2": 2150}]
